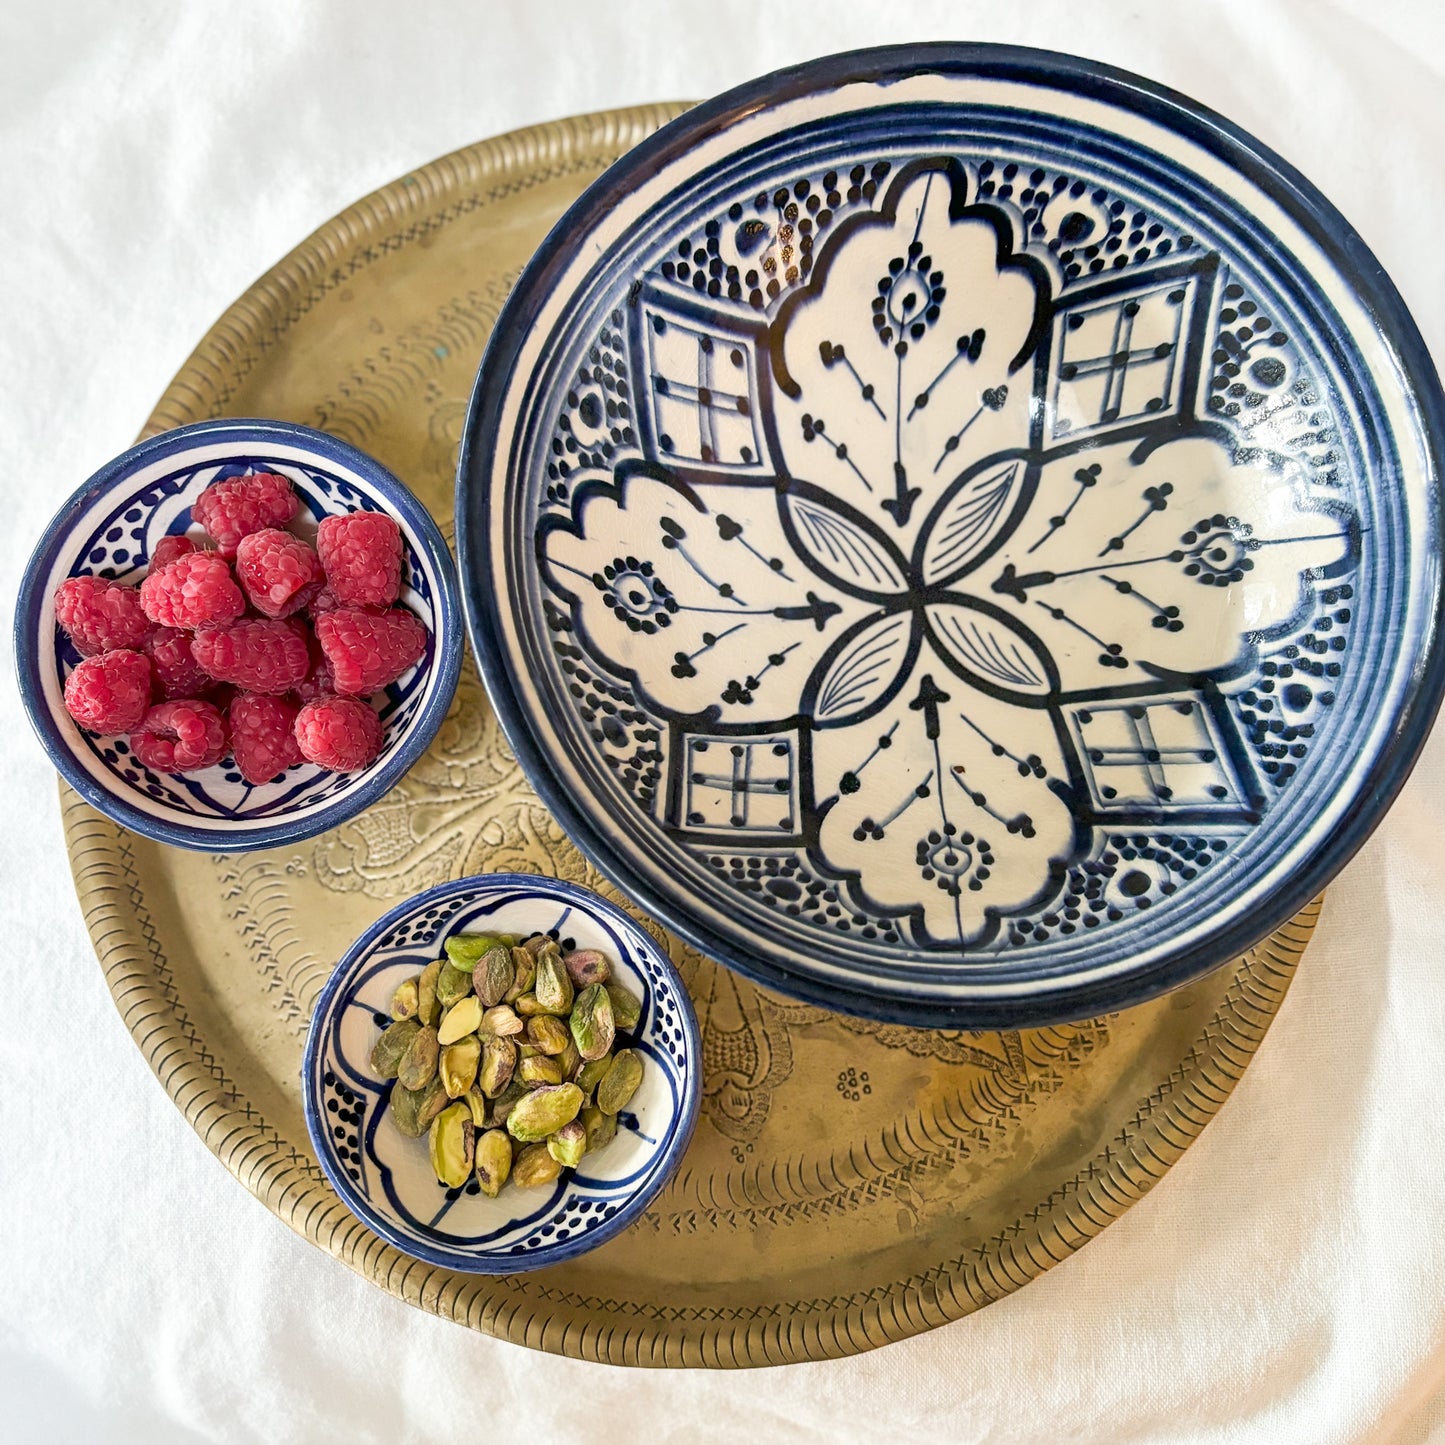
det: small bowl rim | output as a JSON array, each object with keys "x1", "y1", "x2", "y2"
[
  {"x1": 14, "y1": 417, "x2": 463, "y2": 852},
  {"x1": 300, "y1": 872, "x2": 702, "y2": 1274}
]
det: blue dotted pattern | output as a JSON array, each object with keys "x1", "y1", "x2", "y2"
[
  {"x1": 319, "y1": 1068, "x2": 368, "y2": 1187},
  {"x1": 376, "y1": 894, "x2": 474, "y2": 951}
]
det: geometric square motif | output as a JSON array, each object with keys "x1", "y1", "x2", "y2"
[
  {"x1": 681, "y1": 733, "x2": 797, "y2": 834},
  {"x1": 642, "y1": 299, "x2": 767, "y2": 471},
  {"x1": 1047, "y1": 267, "x2": 1202, "y2": 444},
  {"x1": 1071, "y1": 697, "x2": 1250, "y2": 814}
]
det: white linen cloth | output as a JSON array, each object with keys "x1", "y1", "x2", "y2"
[{"x1": 3, "y1": 2, "x2": 1444, "y2": 1440}]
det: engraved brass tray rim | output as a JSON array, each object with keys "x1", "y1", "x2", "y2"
[{"x1": 60, "y1": 105, "x2": 1317, "y2": 1367}]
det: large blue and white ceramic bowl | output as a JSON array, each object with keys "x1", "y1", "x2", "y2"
[
  {"x1": 302, "y1": 874, "x2": 701, "y2": 1273},
  {"x1": 16, "y1": 418, "x2": 462, "y2": 851},
  {"x1": 458, "y1": 45, "x2": 1445, "y2": 1027}
]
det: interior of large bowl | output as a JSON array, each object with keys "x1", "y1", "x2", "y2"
[
  {"x1": 20, "y1": 422, "x2": 458, "y2": 849},
  {"x1": 458, "y1": 45, "x2": 1445, "y2": 1027},
  {"x1": 303, "y1": 876, "x2": 699, "y2": 1272}
]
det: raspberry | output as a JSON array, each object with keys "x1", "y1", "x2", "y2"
[
  {"x1": 317, "y1": 511, "x2": 403, "y2": 608},
  {"x1": 294, "y1": 695, "x2": 383, "y2": 771},
  {"x1": 131, "y1": 699, "x2": 229, "y2": 773},
  {"x1": 139, "y1": 553, "x2": 246, "y2": 630},
  {"x1": 54, "y1": 576, "x2": 152, "y2": 657},
  {"x1": 62, "y1": 650, "x2": 152, "y2": 733},
  {"x1": 149, "y1": 534, "x2": 199, "y2": 572},
  {"x1": 314, "y1": 607, "x2": 427, "y2": 695},
  {"x1": 192, "y1": 471, "x2": 299, "y2": 556},
  {"x1": 229, "y1": 694, "x2": 303, "y2": 785},
  {"x1": 144, "y1": 627, "x2": 211, "y2": 699},
  {"x1": 307, "y1": 584, "x2": 345, "y2": 617},
  {"x1": 191, "y1": 618, "x2": 310, "y2": 694},
  {"x1": 235, "y1": 528, "x2": 324, "y2": 618},
  {"x1": 293, "y1": 649, "x2": 336, "y2": 704}
]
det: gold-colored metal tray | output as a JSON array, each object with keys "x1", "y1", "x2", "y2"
[{"x1": 62, "y1": 104, "x2": 1319, "y2": 1367}]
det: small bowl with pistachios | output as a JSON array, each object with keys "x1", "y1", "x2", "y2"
[{"x1": 302, "y1": 873, "x2": 701, "y2": 1272}]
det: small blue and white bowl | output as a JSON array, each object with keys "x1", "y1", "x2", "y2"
[
  {"x1": 302, "y1": 873, "x2": 701, "y2": 1273},
  {"x1": 14, "y1": 418, "x2": 462, "y2": 851}
]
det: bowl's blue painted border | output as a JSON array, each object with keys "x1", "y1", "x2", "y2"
[
  {"x1": 300, "y1": 873, "x2": 703, "y2": 1274},
  {"x1": 15, "y1": 417, "x2": 463, "y2": 852},
  {"x1": 456, "y1": 44, "x2": 1445, "y2": 1027}
]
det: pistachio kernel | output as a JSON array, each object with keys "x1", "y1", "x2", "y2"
[
  {"x1": 512, "y1": 1141, "x2": 563, "y2": 1189},
  {"x1": 570, "y1": 984, "x2": 616, "y2": 1062},
  {"x1": 369, "y1": 1017, "x2": 421, "y2": 1079},
  {"x1": 556, "y1": 1039, "x2": 582, "y2": 1081},
  {"x1": 604, "y1": 981, "x2": 642, "y2": 1032},
  {"x1": 434, "y1": 959, "x2": 473, "y2": 1010},
  {"x1": 581, "y1": 1105, "x2": 618, "y2": 1154},
  {"x1": 506, "y1": 1082, "x2": 584, "y2": 1142},
  {"x1": 534, "y1": 951, "x2": 574, "y2": 1016},
  {"x1": 504, "y1": 947, "x2": 536, "y2": 1003},
  {"x1": 473, "y1": 945, "x2": 516, "y2": 1008},
  {"x1": 443, "y1": 932, "x2": 504, "y2": 973},
  {"x1": 563, "y1": 948, "x2": 611, "y2": 989},
  {"x1": 389, "y1": 976, "x2": 420, "y2": 1021},
  {"x1": 396, "y1": 1025, "x2": 440, "y2": 1091},
  {"x1": 428, "y1": 1102, "x2": 475, "y2": 1188},
  {"x1": 518, "y1": 1054, "x2": 564, "y2": 1086},
  {"x1": 575, "y1": 1054, "x2": 614, "y2": 1095},
  {"x1": 547, "y1": 1119, "x2": 587, "y2": 1168},
  {"x1": 439, "y1": 1035, "x2": 482, "y2": 1098},
  {"x1": 474, "y1": 1129, "x2": 513, "y2": 1197},
  {"x1": 480, "y1": 1003, "x2": 524, "y2": 1037},
  {"x1": 437, "y1": 995, "x2": 483, "y2": 1046},
  {"x1": 526, "y1": 1015, "x2": 571, "y2": 1056},
  {"x1": 478, "y1": 1036, "x2": 518, "y2": 1098},
  {"x1": 596, "y1": 1049, "x2": 644, "y2": 1116},
  {"x1": 417, "y1": 960, "x2": 443, "y2": 1027}
]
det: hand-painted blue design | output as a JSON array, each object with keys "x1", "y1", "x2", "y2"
[
  {"x1": 459, "y1": 47, "x2": 1444, "y2": 1026},
  {"x1": 680, "y1": 733, "x2": 797, "y2": 834},
  {"x1": 53, "y1": 456, "x2": 438, "y2": 819},
  {"x1": 301, "y1": 874, "x2": 701, "y2": 1274},
  {"x1": 16, "y1": 418, "x2": 462, "y2": 853},
  {"x1": 1045, "y1": 257, "x2": 1211, "y2": 443},
  {"x1": 1071, "y1": 694, "x2": 1256, "y2": 819},
  {"x1": 531, "y1": 151, "x2": 1361, "y2": 957}
]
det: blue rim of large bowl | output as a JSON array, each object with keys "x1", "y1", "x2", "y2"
[
  {"x1": 15, "y1": 417, "x2": 464, "y2": 852},
  {"x1": 455, "y1": 43, "x2": 1445, "y2": 1028},
  {"x1": 301, "y1": 872, "x2": 702, "y2": 1273}
]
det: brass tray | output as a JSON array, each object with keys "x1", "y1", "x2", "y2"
[{"x1": 62, "y1": 105, "x2": 1319, "y2": 1367}]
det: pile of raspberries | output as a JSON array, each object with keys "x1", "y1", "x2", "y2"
[{"x1": 56, "y1": 471, "x2": 427, "y2": 783}]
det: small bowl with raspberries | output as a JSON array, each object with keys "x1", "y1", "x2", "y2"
[{"x1": 15, "y1": 418, "x2": 462, "y2": 851}]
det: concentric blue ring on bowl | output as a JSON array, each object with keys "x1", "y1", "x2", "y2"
[
  {"x1": 302, "y1": 873, "x2": 701, "y2": 1273},
  {"x1": 15, "y1": 418, "x2": 463, "y2": 851}
]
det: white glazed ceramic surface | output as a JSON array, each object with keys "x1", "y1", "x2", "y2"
[{"x1": 459, "y1": 48, "x2": 1444, "y2": 1024}]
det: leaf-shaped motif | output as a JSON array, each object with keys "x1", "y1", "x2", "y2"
[
  {"x1": 772, "y1": 165, "x2": 1043, "y2": 552},
  {"x1": 979, "y1": 436, "x2": 1358, "y2": 695},
  {"x1": 925, "y1": 600, "x2": 1055, "y2": 698},
  {"x1": 811, "y1": 654, "x2": 1075, "y2": 944},
  {"x1": 782, "y1": 490, "x2": 908, "y2": 599},
  {"x1": 807, "y1": 612, "x2": 916, "y2": 725},
  {"x1": 920, "y1": 458, "x2": 1026, "y2": 586}
]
